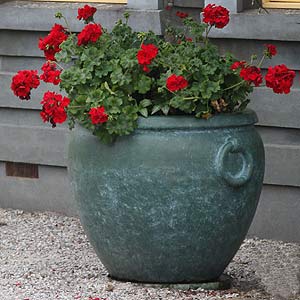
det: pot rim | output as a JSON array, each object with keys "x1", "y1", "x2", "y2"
[{"x1": 137, "y1": 109, "x2": 258, "y2": 130}]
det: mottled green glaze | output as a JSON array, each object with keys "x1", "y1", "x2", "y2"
[{"x1": 68, "y1": 110, "x2": 265, "y2": 283}]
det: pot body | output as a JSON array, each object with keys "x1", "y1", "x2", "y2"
[{"x1": 68, "y1": 110, "x2": 265, "y2": 283}]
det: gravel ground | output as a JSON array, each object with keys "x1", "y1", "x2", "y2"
[{"x1": 0, "y1": 208, "x2": 299, "y2": 300}]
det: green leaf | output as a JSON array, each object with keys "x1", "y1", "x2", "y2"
[
  {"x1": 104, "y1": 82, "x2": 116, "y2": 95},
  {"x1": 67, "y1": 115, "x2": 75, "y2": 130},
  {"x1": 151, "y1": 105, "x2": 161, "y2": 115},
  {"x1": 237, "y1": 99, "x2": 250, "y2": 111},
  {"x1": 140, "y1": 99, "x2": 152, "y2": 108},
  {"x1": 134, "y1": 75, "x2": 152, "y2": 94},
  {"x1": 161, "y1": 105, "x2": 169, "y2": 115},
  {"x1": 200, "y1": 80, "x2": 221, "y2": 100},
  {"x1": 110, "y1": 67, "x2": 123, "y2": 84},
  {"x1": 139, "y1": 108, "x2": 148, "y2": 118},
  {"x1": 170, "y1": 95, "x2": 196, "y2": 113}
]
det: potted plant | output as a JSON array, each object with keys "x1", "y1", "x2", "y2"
[{"x1": 10, "y1": 4, "x2": 296, "y2": 284}]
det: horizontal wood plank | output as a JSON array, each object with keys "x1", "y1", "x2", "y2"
[
  {"x1": 0, "y1": 124, "x2": 68, "y2": 167},
  {"x1": 0, "y1": 5, "x2": 163, "y2": 35},
  {"x1": 212, "y1": 39, "x2": 300, "y2": 71},
  {"x1": 257, "y1": 126, "x2": 300, "y2": 146},
  {"x1": 249, "y1": 87, "x2": 300, "y2": 129},
  {"x1": 263, "y1": 143, "x2": 300, "y2": 187},
  {"x1": 249, "y1": 184, "x2": 300, "y2": 242},
  {"x1": 209, "y1": 13, "x2": 300, "y2": 42}
]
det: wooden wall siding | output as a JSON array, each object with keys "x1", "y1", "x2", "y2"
[
  {"x1": 173, "y1": 0, "x2": 204, "y2": 8},
  {"x1": 0, "y1": 23, "x2": 299, "y2": 241}
]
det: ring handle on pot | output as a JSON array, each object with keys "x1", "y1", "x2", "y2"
[{"x1": 216, "y1": 138, "x2": 254, "y2": 187}]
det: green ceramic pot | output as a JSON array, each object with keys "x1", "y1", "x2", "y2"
[{"x1": 68, "y1": 110, "x2": 265, "y2": 283}]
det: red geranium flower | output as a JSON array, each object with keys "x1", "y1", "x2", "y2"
[
  {"x1": 40, "y1": 62, "x2": 61, "y2": 85},
  {"x1": 202, "y1": 4, "x2": 230, "y2": 29},
  {"x1": 265, "y1": 44, "x2": 277, "y2": 57},
  {"x1": 38, "y1": 24, "x2": 68, "y2": 61},
  {"x1": 176, "y1": 11, "x2": 189, "y2": 19},
  {"x1": 11, "y1": 70, "x2": 40, "y2": 100},
  {"x1": 40, "y1": 91, "x2": 70, "y2": 127},
  {"x1": 77, "y1": 5, "x2": 97, "y2": 22},
  {"x1": 265, "y1": 64, "x2": 295, "y2": 94},
  {"x1": 137, "y1": 44, "x2": 158, "y2": 72},
  {"x1": 77, "y1": 24, "x2": 102, "y2": 46},
  {"x1": 166, "y1": 74, "x2": 188, "y2": 92},
  {"x1": 240, "y1": 66, "x2": 263, "y2": 87},
  {"x1": 89, "y1": 107, "x2": 109, "y2": 124},
  {"x1": 231, "y1": 61, "x2": 246, "y2": 70},
  {"x1": 165, "y1": 5, "x2": 172, "y2": 11}
]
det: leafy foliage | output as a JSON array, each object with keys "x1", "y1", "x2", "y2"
[{"x1": 55, "y1": 13, "x2": 253, "y2": 142}]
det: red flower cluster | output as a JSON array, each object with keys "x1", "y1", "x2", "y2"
[
  {"x1": 77, "y1": 24, "x2": 102, "y2": 46},
  {"x1": 165, "y1": 5, "x2": 172, "y2": 11},
  {"x1": 176, "y1": 11, "x2": 189, "y2": 19},
  {"x1": 265, "y1": 64, "x2": 296, "y2": 94},
  {"x1": 166, "y1": 74, "x2": 188, "y2": 92},
  {"x1": 89, "y1": 107, "x2": 109, "y2": 124},
  {"x1": 202, "y1": 4, "x2": 230, "y2": 29},
  {"x1": 137, "y1": 44, "x2": 158, "y2": 72},
  {"x1": 40, "y1": 62, "x2": 61, "y2": 85},
  {"x1": 230, "y1": 61, "x2": 246, "y2": 70},
  {"x1": 240, "y1": 66, "x2": 263, "y2": 87},
  {"x1": 265, "y1": 44, "x2": 277, "y2": 58},
  {"x1": 40, "y1": 91, "x2": 70, "y2": 127},
  {"x1": 231, "y1": 61, "x2": 262, "y2": 87},
  {"x1": 11, "y1": 70, "x2": 40, "y2": 100},
  {"x1": 77, "y1": 5, "x2": 97, "y2": 21},
  {"x1": 38, "y1": 24, "x2": 68, "y2": 61}
]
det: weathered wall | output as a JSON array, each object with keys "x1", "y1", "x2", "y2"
[{"x1": 0, "y1": 1, "x2": 299, "y2": 242}]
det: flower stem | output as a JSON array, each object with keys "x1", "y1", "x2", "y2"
[
  {"x1": 182, "y1": 96, "x2": 200, "y2": 100},
  {"x1": 222, "y1": 81, "x2": 244, "y2": 91},
  {"x1": 205, "y1": 25, "x2": 212, "y2": 45},
  {"x1": 62, "y1": 16, "x2": 72, "y2": 34},
  {"x1": 257, "y1": 54, "x2": 266, "y2": 68},
  {"x1": 68, "y1": 105, "x2": 85, "y2": 109},
  {"x1": 139, "y1": 36, "x2": 146, "y2": 48},
  {"x1": 52, "y1": 61, "x2": 65, "y2": 70}
]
